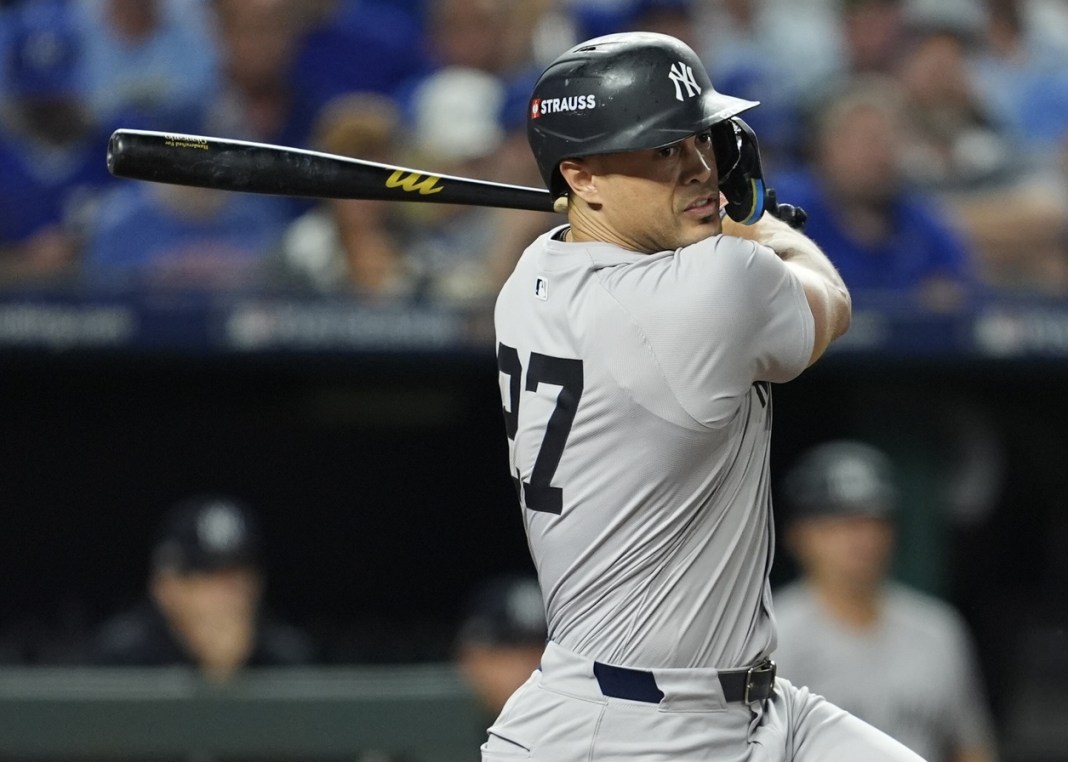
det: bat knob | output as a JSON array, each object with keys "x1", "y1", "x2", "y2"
[
  {"x1": 776, "y1": 203, "x2": 807, "y2": 231},
  {"x1": 107, "y1": 130, "x2": 122, "y2": 176}
]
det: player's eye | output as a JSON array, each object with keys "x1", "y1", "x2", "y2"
[
  {"x1": 657, "y1": 144, "x2": 680, "y2": 159},
  {"x1": 695, "y1": 129, "x2": 714, "y2": 145}
]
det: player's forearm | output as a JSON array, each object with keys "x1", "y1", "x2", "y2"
[
  {"x1": 725, "y1": 213, "x2": 842, "y2": 287},
  {"x1": 724, "y1": 213, "x2": 852, "y2": 363}
]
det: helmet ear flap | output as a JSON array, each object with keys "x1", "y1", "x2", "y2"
[{"x1": 717, "y1": 118, "x2": 767, "y2": 225}]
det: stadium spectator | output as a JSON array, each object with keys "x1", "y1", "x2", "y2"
[
  {"x1": 837, "y1": 0, "x2": 908, "y2": 76},
  {"x1": 398, "y1": 66, "x2": 509, "y2": 304},
  {"x1": 971, "y1": 0, "x2": 1068, "y2": 162},
  {"x1": 773, "y1": 440, "x2": 999, "y2": 762},
  {"x1": 73, "y1": 0, "x2": 217, "y2": 133},
  {"x1": 290, "y1": 0, "x2": 430, "y2": 118},
  {"x1": 695, "y1": 0, "x2": 841, "y2": 169},
  {"x1": 269, "y1": 92, "x2": 420, "y2": 298},
  {"x1": 396, "y1": 0, "x2": 552, "y2": 131},
  {"x1": 893, "y1": 5, "x2": 1068, "y2": 294},
  {"x1": 421, "y1": 0, "x2": 527, "y2": 78},
  {"x1": 773, "y1": 75, "x2": 977, "y2": 311},
  {"x1": 0, "y1": 0, "x2": 112, "y2": 284},
  {"x1": 91, "y1": 495, "x2": 317, "y2": 683},
  {"x1": 894, "y1": 5, "x2": 1014, "y2": 195},
  {"x1": 82, "y1": 177, "x2": 290, "y2": 290},
  {"x1": 200, "y1": 0, "x2": 317, "y2": 149},
  {"x1": 454, "y1": 574, "x2": 547, "y2": 719}
]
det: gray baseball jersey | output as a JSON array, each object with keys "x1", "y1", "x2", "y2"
[
  {"x1": 773, "y1": 580, "x2": 996, "y2": 761},
  {"x1": 494, "y1": 225, "x2": 813, "y2": 670}
]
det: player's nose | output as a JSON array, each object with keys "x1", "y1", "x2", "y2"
[{"x1": 680, "y1": 137, "x2": 714, "y2": 184}]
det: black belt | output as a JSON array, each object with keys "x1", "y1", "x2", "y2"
[{"x1": 592, "y1": 658, "x2": 776, "y2": 705}]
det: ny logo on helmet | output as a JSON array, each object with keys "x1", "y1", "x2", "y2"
[{"x1": 668, "y1": 62, "x2": 702, "y2": 102}]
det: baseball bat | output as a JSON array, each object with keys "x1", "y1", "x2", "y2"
[{"x1": 106, "y1": 129, "x2": 557, "y2": 213}]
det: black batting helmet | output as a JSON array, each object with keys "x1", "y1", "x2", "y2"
[{"x1": 527, "y1": 32, "x2": 758, "y2": 201}]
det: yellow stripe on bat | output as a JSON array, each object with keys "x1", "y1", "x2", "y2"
[{"x1": 386, "y1": 170, "x2": 444, "y2": 195}]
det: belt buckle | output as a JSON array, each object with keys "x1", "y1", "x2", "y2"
[{"x1": 743, "y1": 659, "x2": 777, "y2": 704}]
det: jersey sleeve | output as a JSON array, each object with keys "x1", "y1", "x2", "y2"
[{"x1": 612, "y1": 235, "x2": 814, "y2": 427}]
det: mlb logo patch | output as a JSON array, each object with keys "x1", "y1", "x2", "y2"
[
  {"x1": 535, "y1": 277, "x2": 548, "y2": 300},
  {"x1": 530, "y1": 99, "x2": 541, "y2": 119}
]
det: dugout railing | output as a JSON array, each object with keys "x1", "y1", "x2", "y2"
[{"x1": 0, "y1": 664, "x2": 484, "y2": 761}]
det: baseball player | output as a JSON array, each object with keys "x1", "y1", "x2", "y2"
[
  {"x1": 774, "y1": 441, "x2": 998, "y2": 762},
  {"x1": 488, "y1": 32, "x2": 923, "y2": 760}
]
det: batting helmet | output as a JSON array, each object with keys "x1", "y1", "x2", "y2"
[
  {"x1": 782, "y1": 441, "x2": 899, "y2": 522},
  {"x1": 527, "y1": 32, "x2": 758, "y2": 204}
]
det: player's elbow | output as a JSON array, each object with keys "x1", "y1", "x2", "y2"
[
  {"x1": 829, "y1": 281, "x2": 852, "y2": 341},
  {"x1": 805, "y1": 281, "x2": 851, "y2": 367}
]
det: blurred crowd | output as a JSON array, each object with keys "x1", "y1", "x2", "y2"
[{"x1": 2, "y1": 0, "x2": 1068, "y2": 306}]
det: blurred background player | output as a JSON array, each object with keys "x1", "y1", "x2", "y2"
[
  {"x1": 91, "y1": 494, "x2": 317, "y2": 682},
  {"x1": 774, "y1": 440, "x2": 999, "y2": 762},
  {"x1": 454, "y1": 574, "x2": 547, "y2": 720}
]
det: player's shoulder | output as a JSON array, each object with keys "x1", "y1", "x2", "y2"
[
  {"x1": 90, "y1": 602, "x2": 176, "y2": 665},
  {"x1": 254, "y1": 616, "x2": 320, "y2": 666},
  {"x1": 672, "y1": 234, "x2": 794, "y2": 302}
]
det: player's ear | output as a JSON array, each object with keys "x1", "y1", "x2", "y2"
[{"x1": 559, "y1": 158, "x2": 600, "y2": 206}]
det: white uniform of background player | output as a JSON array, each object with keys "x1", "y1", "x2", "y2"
[
  {"x1": 773, "y1": 441, "x2": 998, "y2": 762},
  {"x1": 487, "y1": 32, "x2": 926, "y2": 762}
]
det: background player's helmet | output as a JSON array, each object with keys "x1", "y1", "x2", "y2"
[
  {"x1": 527, "y1": 32, "x2": 758, "y2": 200},
  {"x1": 782, "y1": 441, "x2": 899, "y2": 522},
  {"x1": 151, "y1": 495, "x2": 263, "y2": 574},
  {"x1": 456, "y1": 574, "x2": 547, "y2": 648}
]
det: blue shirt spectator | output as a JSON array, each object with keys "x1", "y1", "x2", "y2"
[
  {"x1": 72, "y1": 0, "x2": 218, "y2": 133},
  {"x1": 971, "y1": 0, "x2": 1068, "y2": 163},
  {"x1": 0, "y1": 0, "x2": 113, "y2": 281},
  {"x1": 774, "y1": 170, "x2": 975, "y2": 295},
  {"x1": 83, "y1": 182, "x2": 290, "y2": 290},
  {"x1": 292, "y1": 0, "x2": 430, "y2": 117},
  {"x1": 775, "y1": 74, "x2": 977, "y2": 310}
]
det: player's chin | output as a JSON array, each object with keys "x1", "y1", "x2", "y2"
[{"x1": 680, "y1": 215, "x2": 721, "y2": 244}]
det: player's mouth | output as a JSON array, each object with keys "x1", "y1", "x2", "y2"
[{"x1": 683, "y1": 195, "x2": 718, "y2": 218}]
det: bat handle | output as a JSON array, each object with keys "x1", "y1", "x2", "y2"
[{"x1": 765, "y1": 187, "x2": 807, "y2": 231}]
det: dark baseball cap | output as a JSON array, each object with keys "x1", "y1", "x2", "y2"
[
  {"x1": 457, "y1": 575, "x2": 547, "y2": 648},
  {"x1": 151, "y1": 495, "x2": 262, "y2": 574},
  {"x1": 782, "y1": 440, "x2": 898, "y2": 522}
]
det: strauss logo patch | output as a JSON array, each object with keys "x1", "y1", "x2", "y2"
[{"x1": 530, "y1": 94, "x2": 598, "y2": 119}]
